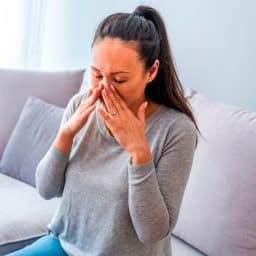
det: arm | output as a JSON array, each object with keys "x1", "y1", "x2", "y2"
[
  {"x1": 35, "y1": 94, "x2": 80, "y2": 200},
  {"x1": 128, "y1": 117, "x2": 198, "y2": 244},
  {"x1": 36, "y1": 86, "x2": 101, "y2": 200}
]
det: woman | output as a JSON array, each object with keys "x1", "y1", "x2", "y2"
[{"x1": 7, "y1": 5, "x2": 200, "y2": 256}]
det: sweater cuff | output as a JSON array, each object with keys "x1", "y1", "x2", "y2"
[
  {"x1": 50, "y1": 144, "x2": 71, "y2": 161},
  {"x1": 128, "y1": 158, "x2": 155, "y2": 185}
]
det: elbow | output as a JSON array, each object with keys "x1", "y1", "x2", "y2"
[
  {"x1": 137, "y1": 227, "x2": 170, "y2": 245},
  {"x1": 36, "y1": 186, "x2": 62, "y2": 200},
  {"x1": 35, "y1": 166, "x2": 63, "y2": 200},
  {"x1": 134, "y1": 208, "x2": 171, "y2": 245},
  {"x1": 137, "y1": 217, "x2": 170, "y2": 245},
  {"x1": 37, "y1": 190, "x2": 54, "y2": 200},
  {"x1": 36, "y1": 177, "x2": 63, "y2": 200}
]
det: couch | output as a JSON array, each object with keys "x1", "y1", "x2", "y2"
[{"x1": 0, "y1": 68, "x2": 255, "y2": 255}]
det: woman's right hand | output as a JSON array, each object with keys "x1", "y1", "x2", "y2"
[{"x1": 61, "y1": 84, "x2": 103, "y2": 138}]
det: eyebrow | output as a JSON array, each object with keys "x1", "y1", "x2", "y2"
[{"x1": 90, "y1": 66, "x2": 130, "y2": 75}]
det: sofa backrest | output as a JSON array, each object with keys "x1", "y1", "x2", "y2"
[
  {"x1": 173, "y1": 88, "x2": 256, "y2": 255},
  {"x1": 0, "y1": 68, "x2": 85, "y2": 159}
]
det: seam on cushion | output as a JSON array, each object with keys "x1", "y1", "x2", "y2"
[
  {"x1": 0, "y1": 232, "x2": 47, "y2": 246},
  {"x1": 171, "y1": 233, "x2": 207, "y2": 255}
]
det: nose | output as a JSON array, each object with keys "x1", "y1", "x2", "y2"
[{"x1": 99, "y1": 77, "x2": 111, "y2": 88}]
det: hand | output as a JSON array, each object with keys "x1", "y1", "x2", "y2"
[
  {"x1": 97, "y1": 84, "x2": 152, "y2": 164},
  {"x1": 62, "y1": 84, "x2": 103, "y2": 137}
]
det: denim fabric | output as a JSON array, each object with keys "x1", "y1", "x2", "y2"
[{"x1": 5, "y1": 234, "x2": 68, "y2": 256}]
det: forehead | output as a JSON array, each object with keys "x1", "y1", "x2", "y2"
[{"x1": 91, "y1": 37, "x2": 143, "y2": 72}]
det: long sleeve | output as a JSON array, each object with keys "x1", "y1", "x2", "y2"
[
  {"x1": 35, "y1": 92, "x2": 84, "y2": 199},
  {"x1": 128, "y1": 116, "x2": 198, "y2": 244}
]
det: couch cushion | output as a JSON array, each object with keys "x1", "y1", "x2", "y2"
[
  {"x1": 0, "y1": 68, "x2": 85, "y2": 158},
  {"x1": 173, "y1": 88, "x2": 256, "y2": 255},
  {"x1": 0, "y1": 173, "x2": 59, "y2": 255},
  {"x1": 79, "y1": 69, "x2": 90, "y2": 93},
  {"x1": 0, "y1": 97, "x2": 64, "y2": 187},
  {"x1": 171, "y1": 234, "x2": 205, "y2": 256}
]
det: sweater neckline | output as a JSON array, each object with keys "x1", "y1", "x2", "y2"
[{"x1": 95, "y1": 100, "x2": 164, "y2": 142}]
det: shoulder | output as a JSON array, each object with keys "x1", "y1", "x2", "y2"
[
  {"x1": 66, "y1": 91, "x2": 87, "y2": 112},
  {"x1": 70, "y1": 91, "x2": 87, "y2": 107},
  {"x1": 156, "y1": 105, "x2": 198, "y2": 148},
  {"x1": 157, "y1": 105, "x2": 196, "y2": 131},
  {"x1": 61, "y1": 91, "x2": 87, "y2": 122}
]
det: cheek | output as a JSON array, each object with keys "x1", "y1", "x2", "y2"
[
  {"x1": 114, "y1": 86, "x2": 137, "y2": 105},
  {"x1": 114, "y1": 87, "x2": 129, "y2": 99},
  {"x1": 91, "y1": 77, "x2": 99, "y2": 89}
]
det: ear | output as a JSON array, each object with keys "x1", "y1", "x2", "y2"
[{"x1": 147, "y1": 59, "x2": 160, "y2": 83}]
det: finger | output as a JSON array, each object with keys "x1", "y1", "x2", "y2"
[
  {"x1": 90, "y1": 86, "x2": 103, "y2": 102},
  {"x1": 109, "y1": 84, "x2": 128, "y2": 111},
  {"x1": 80, "y1": 87, "x2": 93, "y2": 107},
  {"x1": 81, "y1": 103, "x2": 96, "y2": 117},
  {"x1": 86, "y1": 87, "x2": 93, "y2": 98},
  {"x1": 105, "y1": 84, "x2": 123, "y2": 112},
  {"x1": 101, "y1": 87, "x2": 117, "y2": 115},
  {"x1": 80, "y1": 101, "x2": 91, "y2": 112},
  {"x1": 84, "y1": 84, "x2": 101, "y2": 100},
  {"x1": 97, "y1": 107, "x2": 112, "y2": 122},
  {"x1": 85, "y1": 85, "x2": 102, "y2": 107},
  {"x1": 136, "y1": 101, "x2": 148, "y2": 122},
  {"x1": 87, "y1": 103, "x2": 96, "y2": 112}
]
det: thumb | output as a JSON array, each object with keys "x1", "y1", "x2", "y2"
[{"x1": 136, "y1": 101, "x2": 148, "y2": 122}]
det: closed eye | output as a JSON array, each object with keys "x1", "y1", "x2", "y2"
[
  {"x1": 113, "y1": 78, "x2": 127, "y2": 84},
  {"x1": 92, "y1": 73, "x2": 127, "y2": 84},
  {"x1": 94, "y1": 75, "x2": 102, "y2": 79}
]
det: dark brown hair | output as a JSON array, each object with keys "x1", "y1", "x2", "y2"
[{"x1": 92, "y1": 5, "x2": 202, "y2": 146}]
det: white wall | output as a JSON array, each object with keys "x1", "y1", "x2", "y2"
[
  {"x1": 41, "y1": 0, "x2": 256, "y2": 112},
  {"x1": 0, "y1": 0, "x2": 26, "y2": 69}
]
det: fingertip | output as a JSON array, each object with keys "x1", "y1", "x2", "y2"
[
  {"x1": 98, "y1": 107, "x2": 111, "y2": 120},
  {"x1": 97, "y1": 108, "x2": 104, "y2": 118},
  {"x1": 97, "y1": 107, "x2": 104, "y2": 114},
  {"x1": 110, "y1": 84, "x2": 115, "y2": 91}
]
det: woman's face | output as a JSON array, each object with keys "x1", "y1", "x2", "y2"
[{"x1": 90, "y1": 37, "x2": 153, "y2": 109}]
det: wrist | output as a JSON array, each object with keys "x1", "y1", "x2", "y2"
[
  {"x1": 54, "y1": 129, "x2": 74, "y2": 153},
  {"x1": 130, "y1": 145, "x2": 152, "y2": 166},
  {"x1": 61, "y1": 125, "x2": 76, "y2": 139}
]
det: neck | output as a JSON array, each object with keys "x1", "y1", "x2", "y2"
[{"x1": 129, "y1": 100, "x2": 159, "y2": 119}]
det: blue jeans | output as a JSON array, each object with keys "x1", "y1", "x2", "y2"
[{"x1": 5, "y1": 234, "x2": 68, "y2": 256}]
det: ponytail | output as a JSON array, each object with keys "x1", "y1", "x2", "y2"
[{"x1": 134, "y1": 6, "x2": 201, "y2": 143}]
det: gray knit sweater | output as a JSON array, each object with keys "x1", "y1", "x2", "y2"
[{"x1": 35, "y1": 91, "x2": 197, "y2": 256}]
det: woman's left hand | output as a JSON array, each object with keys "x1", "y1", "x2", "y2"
[{"x1": 97, "y1": 84, "x2": 152, "y2": 165}]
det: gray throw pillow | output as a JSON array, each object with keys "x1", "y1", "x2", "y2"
[
  {"x1": 0, "y1": 68, "x2": 85, "y2": 158},
  {"x1": 0, "y1": 97, "x2": 64, "y2": 187}
]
